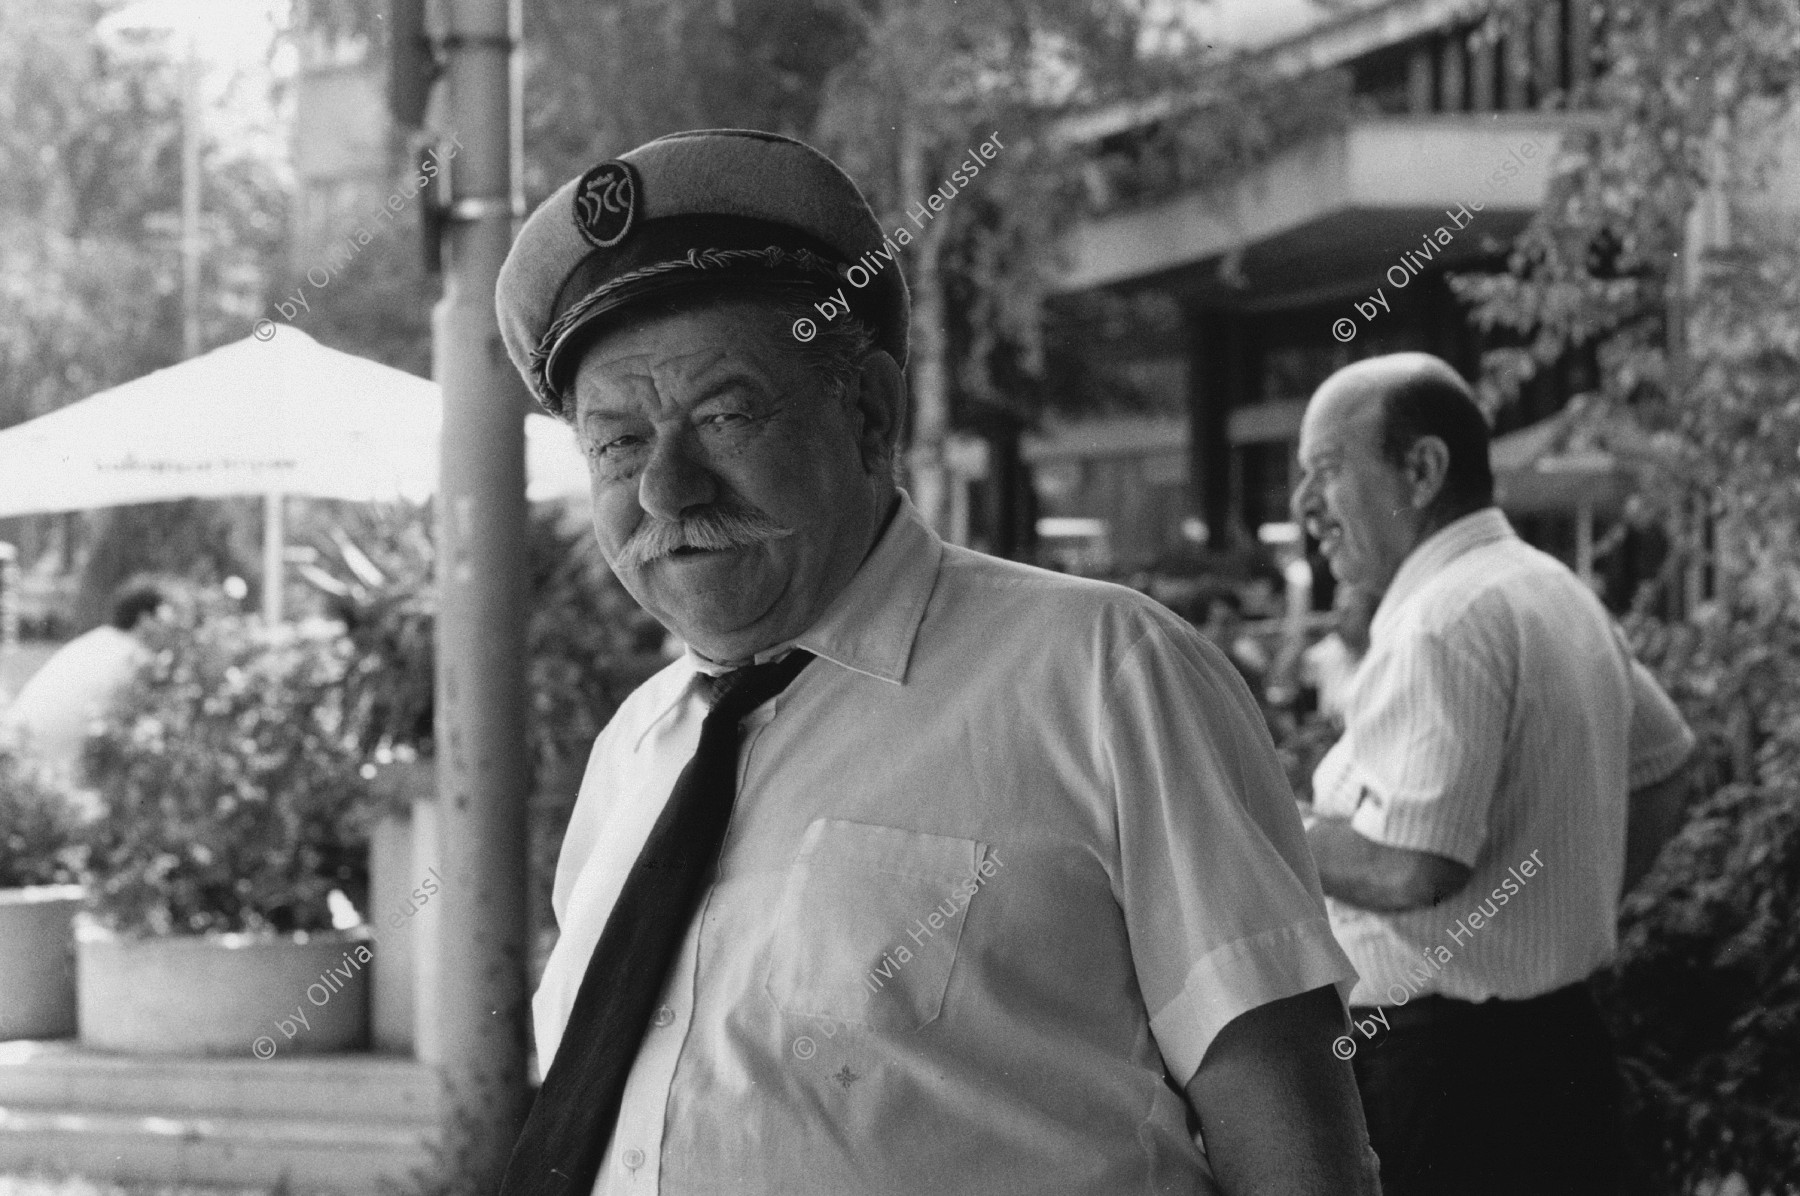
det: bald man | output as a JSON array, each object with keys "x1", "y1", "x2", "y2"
[{"x1": 1290, "y1": 354, "x2": 1695, "y2": 1196}]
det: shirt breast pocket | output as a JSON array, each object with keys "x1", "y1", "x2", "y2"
[{"x1": 763, "y1": 818, "x2": 988, "y2": 1033}]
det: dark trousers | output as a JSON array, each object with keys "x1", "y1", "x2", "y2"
[{"x1": 1350, "y1": 981, "x2": 1625, "y2": 1196}]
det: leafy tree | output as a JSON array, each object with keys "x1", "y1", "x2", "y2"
[
  {"x1": 1451, "y1": 1, "x2": 1800, "y2": 1188},
  {"x1": 0, "y1": 0, "x2": 181, "y2": 426},
  {"x1": 1453, "y1": 0, "x2": 1800, "y2": 602},
  {"x1": 277, "y1": 190, "x2": 439, "y2": 378},
  {"x1": 0, "y1": 0, "x2": 290, "y2": 609},
  {"x1": 0, "y1": 0, "x2": 288, "y2": 423},
  {"x1": 292, "y1": 498, "x2": 666, "y2": 996},
  {"x1": 279, "y1": 0, "x2": 439, "y2": 376},
  {"x1": 0, "y1": 746, "x2": 84, "y2": 888},
  {"x1": 522, "y1": 0, "x2": 867, "y2": 192},
  {"x1": 80, "y1": 607, "x2": 372, "y2": 936}
]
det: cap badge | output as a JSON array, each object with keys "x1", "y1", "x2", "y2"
[{"x1": 572, "y1": 160, "x2": 638, "y2": 248}]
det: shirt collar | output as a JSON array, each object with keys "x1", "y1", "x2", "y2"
[
  {"x1": 1371, "y1": 506, "x2": 1516, "y2": 639},
  {"x1": 650, "y1": 492, "x2": 942, "y2": 725},
  {"x1": 787, "y1": 491, "x2": 941, "y2": 685}
]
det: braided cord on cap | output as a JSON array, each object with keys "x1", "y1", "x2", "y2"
[{"x1": 530, "y1": 245, "x2": 845, "y2": 413}]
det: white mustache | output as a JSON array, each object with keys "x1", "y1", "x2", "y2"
[{"x1": 614, "y1": 505, "x2": 794, "y2": 570}]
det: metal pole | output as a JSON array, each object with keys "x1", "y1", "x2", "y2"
[
  {"x1": 428, "y1": 0, "x2": 530, "y2": 1187},
  {"x1": 181, "y1": 28, "x2": 201, "y2": 361},
  {"x1": 1575, "y1": 497, "x2": 1594, "y2": 588},
  {"x1": 261, "y1": 490, "x2": 284, "y2": 624}
]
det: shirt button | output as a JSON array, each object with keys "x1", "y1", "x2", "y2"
[
  {"x1": 622, "y1": 1148, "x2": 645, "y2": 1169},
  {"x1": 652, "y1": 1005, "x2": 675, "y2": 1027}
]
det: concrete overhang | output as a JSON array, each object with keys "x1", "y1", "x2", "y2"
[{"x1": 1056, "y1": 113, "x2": 1604, "y2": 305}]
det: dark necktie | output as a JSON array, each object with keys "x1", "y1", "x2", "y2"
[{"x1": 498, "y1": 649, "x2": 815, "y2": 1196}]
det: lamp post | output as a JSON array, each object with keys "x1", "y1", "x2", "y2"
[
  {"x1": 426, "y1": 0, "x2": 531, "y2": 1187},
  {"x1": 180, "y1": 28, "x2": 201, "y2": 361}
]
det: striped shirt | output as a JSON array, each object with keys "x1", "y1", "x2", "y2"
[{"x1": 1312, "y1": 508, "x2": 1694, "y2": 1007}]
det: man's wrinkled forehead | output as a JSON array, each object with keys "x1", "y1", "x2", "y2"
[{"x1": 572, "y1": 308, "x2": 784, "y2": 420}]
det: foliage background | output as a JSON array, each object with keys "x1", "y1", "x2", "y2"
[
  {"x1": 297, "y1": 500, "x2": 666, "y2": 956},
  {"x1": 0, "y1": 0, "x2": 287, "y2": 627},
  {"x1": 0, "y1": 0, "x2": 286, "y2": 429},
  {"x1": 1599, "y1": 612, "x2": 1800, "y2": 1191},
  {"x1": 79, "y1": 609, "x2": 370, "y2": 936},
  {"x1": 1443, "y1": 1, "x2": 1800, "y2": 1189},
  {"x1": 0, "y1": 747, "x2": 84, "y2": 889},
  {"x1": 300, "y1": 501, "x2": 665, "y2": 780}
]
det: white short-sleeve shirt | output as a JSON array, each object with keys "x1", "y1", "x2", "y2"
[
  {"x1": 1, "y1": 625, "x2": 144, "y2": 782},
  {"x1": 1312, "y1": 508, "x2": 1694, "y2": 1007},
  {"x1": 535, "y1": 494, "x2": 1355, "y2": 1196}
]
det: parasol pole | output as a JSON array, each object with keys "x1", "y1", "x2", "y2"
[{"x1": 261, "y1": 488, "x2": 284, "y2": 623}]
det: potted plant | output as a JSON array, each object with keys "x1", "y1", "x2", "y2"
[
  {"x1": 0, "y1": 749, "x2": 86, "y2": 1040},
  {"x1": 297, "y1": 505, "x2": 440, "y2": 1053},
  {"x1": 307, "y1": 504, "x2": 669, "y2": 997},
  {"x1": 75, "y1": 605, "x2": 375, "y2": 1056}
]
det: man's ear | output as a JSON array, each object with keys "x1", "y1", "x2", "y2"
[
  {"x1": 1406, "y1": 435, "x2": 1451, "y2": 511},
  {"x1": 851, "y1": 351, "x2": 907, "y2": 475}
]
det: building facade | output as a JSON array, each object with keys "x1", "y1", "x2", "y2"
[{"x1": 1042, "y1": 0, "x2": 1658, "y2": 602}]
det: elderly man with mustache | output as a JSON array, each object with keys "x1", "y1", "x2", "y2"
[{"x1": 493, "y1": 129, "x2": 1378, "y2": 1196}]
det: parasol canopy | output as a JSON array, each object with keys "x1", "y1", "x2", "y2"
[
  {"x1": 0, "y1": 326, "x2": 587, "y2": 517},
  {"x1": 0, "y1": 327, "x2": 591, "y2": 621}
]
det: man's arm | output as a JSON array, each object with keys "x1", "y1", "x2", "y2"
[
  {"x1": 1307, "y1": 814, "x2": 1472, "y2": 912},
  {"x1": 1622, "y1": 759, "x2": 1693, "y2": 895},
  {"x1": 1185, "y1": 985, "x2": 1382, "y2": 1196},
  {"x1": 1619, "y1": 652, "x2": 1698, "y2": 896}
]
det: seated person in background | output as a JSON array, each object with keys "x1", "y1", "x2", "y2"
[{"x1": 1, "y1": 582, "x2": 166, "y2": 785}]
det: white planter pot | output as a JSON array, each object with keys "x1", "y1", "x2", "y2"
[
  {"x1": 0, "y1": 885, "x2": 84, "y2": 1040},
  {"x1": 369, "y1": 786, "x2": 441, "y2": 1054},
  {"x1": 77, "y1": 924, "x2": 371, "y2": 1056}
]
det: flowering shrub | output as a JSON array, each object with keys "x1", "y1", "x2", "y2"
[
  {"x1": 1445, "y1": 0, "x2": 1800, "y2": 1184},
  {"x1": 0, "y1": 747, "x2": 83, "y2": 888},
  {"x1": 79, "y1": 611, "x2": 371, "y2": 936},
  {"x1": 300, "y1": 502, "x2": 667, "y2": 975},
  {"x1": 525, "y1": 507, "x2": 669, "y2": 778},
  {"x1": 1596, "y1": 610, "x2": 1800, "y2": 1192},
  {"x1": 1599, "y1": 780, "x2": 1800, "y2": 1191},
  {"x1": 309, "y1": 503, "x2": 665, "y2": 776}
]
